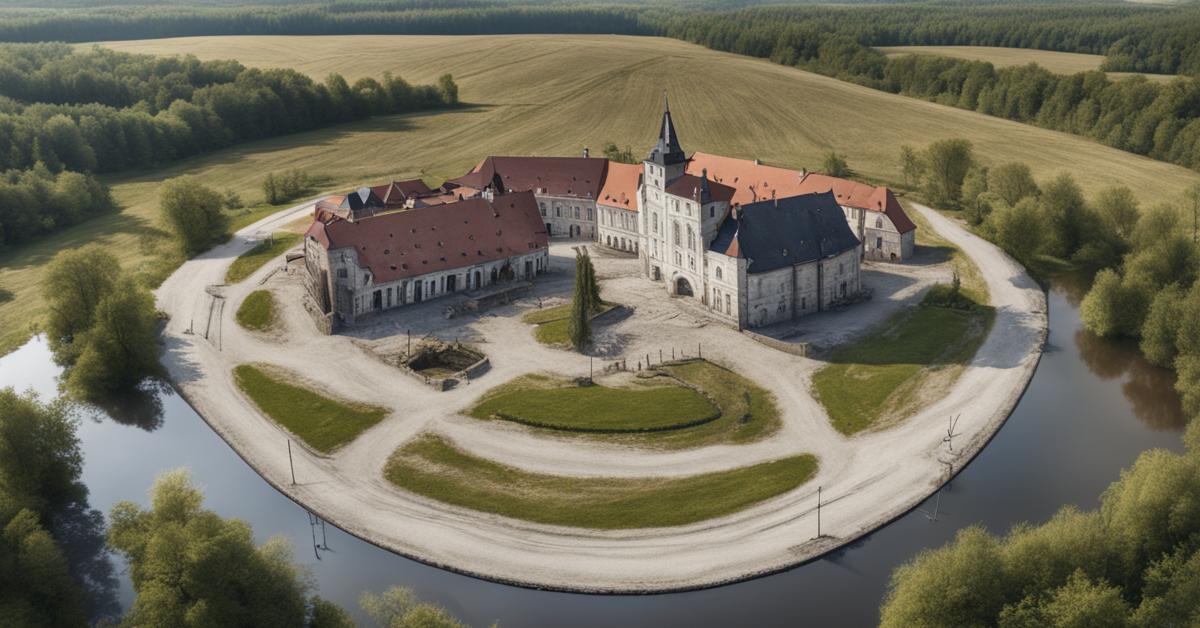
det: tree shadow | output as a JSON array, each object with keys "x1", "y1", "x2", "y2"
[
  {"x1": 80, "y1": 380, "x2": 170, "y2": 432},
  {"x1": 0, "y1": 284, "x2": 12, "y2": 303},
  {"x1": 50, "y1": 500, "x2": 120, "y2": 625}
]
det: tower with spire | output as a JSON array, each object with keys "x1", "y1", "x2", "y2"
[{"x1": 638, "y1": 91, "x2": 735, "y2": 299}]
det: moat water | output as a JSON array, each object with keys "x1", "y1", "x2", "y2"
[{"x1": 0, "y1": 275, "x2": 1187, "y2": 627}]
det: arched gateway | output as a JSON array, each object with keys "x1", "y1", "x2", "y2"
[{"x1": 675, "y1": 276, "x2": 693, "y2": 297}]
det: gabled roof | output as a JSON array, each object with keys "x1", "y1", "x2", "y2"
[
  {"x1": 370, "y1": 179, "x2": 434, "y2": 207},
  {"x1": 450, "y1": 156, "x2": 607, "y2": 200},
  {"x1": 664, "y1": 172, "x2": 735, "y2": 205},
  {"x1": 306, "y1": 191, "x2": 548, "y2": 283},
  {"x1": 709, "y1": 191, "x2": 861, "y2": 273},
  {"x1": 597, "y1": 162, "x2": 642, "y2": 211},
  {"x1": 648, "y1": 93, "x2": 686, "y2": 167},
  {"x1": 339, "y1": 187, "x2": 384, "y2": 212},
  {"x1": 686, "y1": 152, "x2": 916, "y2": 234}
]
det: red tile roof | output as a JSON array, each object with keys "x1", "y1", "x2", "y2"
[
  {"x1": 597, "y1": 162, "x2": 642, "y2": 211},
  {"x1": 664, "y1": 173, "x2": 736, "y2": 204},
  {"x1": 686, "y1": 152, "x2": 915, "y2": 234},
  {"x1": 450, "y1": 156, "x2": 607, "y2": 199},
  {"x1": 305, "y1": 191, "x2": 547, "y2": 283},
  {"x1": 370, "y1": 179, "x2": 434, "y2": 207}
]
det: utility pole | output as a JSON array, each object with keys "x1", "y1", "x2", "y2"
[
  {"x1": 817, "y1": 485, "x2": 822, "y2": 538},
  {"x1": 288, "y1": 439, "x2": 296, "y2": 485}
]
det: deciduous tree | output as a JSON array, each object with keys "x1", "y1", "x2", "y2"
[
  {"x1": 160, "y1": 175, "x2": 228, "y2": 255},
  {"x1": 41, "y1": 245, "x2": 120, "y2": 365}
]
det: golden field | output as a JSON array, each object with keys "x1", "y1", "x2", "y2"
[
  {"x1": 1, "y1": 34, "x2": 1198, "y2": 355},
  {"x1": 876, "y1": 44, "x2": 1177, "y2": 82}
]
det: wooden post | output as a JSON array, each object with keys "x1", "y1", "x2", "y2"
[
  {"x1": 698, "y1": 342, "x2": 702, "y2": 359},
  {"x1": 407, "y1": 329, "x2": 411, "y2": 355},
  {"x1": 817, "y1": 485, "x2": 822, "y2": 538},
  {"x1": 288, "y1": 439, "x2": 296, "y2": 485}
]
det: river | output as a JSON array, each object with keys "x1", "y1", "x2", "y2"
[{"x1": 0, "y1": 277, "x2": 1185, "y2": 627}]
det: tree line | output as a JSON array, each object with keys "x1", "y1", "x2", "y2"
[
  {"x1": 0, "y1": 42, "x2": 458, "y2": 250},
  {"x1": 660, "y1": 9, "x2": 1200, "y2": 174},
  {"x1": 879, "y1": 137, "x2": 1200, "y2": 627}
]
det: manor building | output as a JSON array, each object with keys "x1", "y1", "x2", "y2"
[
  {"x1": 636, "y1": 98, "x2": 863, "y2": 329},
  {"x1": 302, "y1": 96, "x2": 911, "y2": 330},
  {"x1": 304, "y1": 190, "x2": 548, "y2": 325}
]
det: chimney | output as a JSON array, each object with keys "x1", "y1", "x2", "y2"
[
  {"x1": 583, "y1": 147, "x2": 589, "y2": 159},
  {"x1": 799, "y1": 168, "x2": 809, "y2": 184}
]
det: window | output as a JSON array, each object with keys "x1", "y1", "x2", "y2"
[
  {"x1": 337, "y1": 268, "x2": 348, "y2": 279},
  {"x1": 802, "y1": 297, "x2": 807, "y2": 310},
  {"x1": 673, "y1": 221, "x2": 681, "y2": 246},
  {"x1": 587, "y1": 207, "x2": 592, "y2": 221},
  {"x1": 876, "y1": 217, "x2": 883, "y2": 228},
  {"x1": 709, "y1": 205, "x2": 714, "y2": 219},
  {"x1": 725, "y1": 294, "x2": 731, "y2": 314},
  {"x1": 574, "y1": 207, "x2": 580, "y2": 219},
  {"x1": 556, "y1": 207, "x2": 561, "y2": 218},
  {"x1": 363, "y1": 274, "x2": 369, "y2": 285},
  {"x1": 715, "y1": 266, "x2": 723, "y2": 280},
  {"x1": 688, "y1": 255, "x2": 695, "y2": 270},
  {"x1": 653, "y1": 212, "x2": 659, "y2": 234},
  {"x1": 539, "y1": 203, "x2": 546, "y2": 216},
  {"x1": 687, "y1": 226, "x2": 694, "y2": 250},
  {"x1": 876, "y1": 236, "x2": 883, "y2": 249}
]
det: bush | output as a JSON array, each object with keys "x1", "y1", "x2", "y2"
[
  {"x1": 1140, "y1": 285, "x2": 1186, "y2": 368},
  {"x1": 66, "y1": 276, "x2": 162, "y2": 401},
  {"x1": 159, "y1": 175, "x2": 228, "y2": 255},
  {"x1": 987, "y1": 197, "x2": 1042, "y2": 263},
  {"x1": 1080, "y1": 268, "x2": 1152, "y2": 338},
  {"x1": 822, "y1": 151, "x2": 851, "y2": 178},
  {"x1": 987, "y1": 162, "x2": 1039, "y2": 207},
  {"x1": 262, "y1": 170, "x2": 314, "y2": 205}
]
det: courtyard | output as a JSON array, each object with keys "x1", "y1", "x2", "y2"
[{"x1": 153, "y1": 197, "x2": 1046, "y2": 592}]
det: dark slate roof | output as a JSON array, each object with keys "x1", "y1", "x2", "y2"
[
  {"x1": 339, "y1": 187, "x2": 385, "y2": 212},
  {"x1": 709, "y1": 191, "x2": 861, "y2": 273},
  {"x1": 647, "y1": 93, "x2": 686, "y2": 167}
]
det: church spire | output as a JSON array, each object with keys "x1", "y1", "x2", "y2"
[{"x1": 648, "y1": 89, "x2": 686, "y2": 167}]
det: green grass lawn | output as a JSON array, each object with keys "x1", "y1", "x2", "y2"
[
  {"x1": 469, "y1": 375, "x2": 719, "y2": 432},
  {"x1": 522, "y1": 301, "x2": 618, "y2": 347},
  {"x1": 468, "y1": 359, "x2": 781, "y2": 448},
  {"x1": 233, "y1": 364, "x2": 387, "y2": 454},
  {"x1": 812, "y1": 293, "x2": 995, "y2": 436},
  {"x1": 225, "y1": 232, "x2": 302, "y2": 284},
  {"x1": 235, "y1": 290, "x2": 276, "y2": 331},
  {"x1": 385, "y1": 433, "x2": 817, "y2": 529}
]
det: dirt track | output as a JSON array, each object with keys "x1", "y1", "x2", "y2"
[{"x1": 155, "y1": 200, "x2": 1045, "y2": 593}]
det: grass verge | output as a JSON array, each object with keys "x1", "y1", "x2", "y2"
[
  {"x1": 233, "y1": 364, "x2": 387, "y2": 454},
  {"x1": 522, "y1": 301, "x2": 618, "y2": 347},
  {"x1": 469, "y1": 359, "x2": 781, "y2": 448},
  {"x1": 225, "y1": 232, "x2": 302, "y2": 284},
  {"x1": 235, "y1": 290, "x2": 276, "y2": 332},
  {"x1": 469, "y1": 374, "x2": 719, "y2": 432},
  {"x1": 813, "y1": 200, "x2": 995, "y2": 436},
  {"x1": 385, "y1": 433, "x2": 817, "y2": 529}
]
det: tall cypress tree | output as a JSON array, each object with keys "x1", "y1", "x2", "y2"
[
  {"x1": 582, "y1": 253, "x2": 602, "y2": 312},
  {"x1": 567, "y1": 253, "x2": 592, "y2": 352}
]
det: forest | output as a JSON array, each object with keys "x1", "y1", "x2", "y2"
[{"x1": 0, "y1": 43, "x2": 458, "y2": 249}]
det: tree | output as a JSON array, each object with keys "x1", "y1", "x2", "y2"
[
  {"x1": 359, "y1": 586, "x2": 466, "y2": 628},
  {"x1": 1080, "y1": 269, "x2": 1152, "y2": 338},
  {"x1": 1093, "y1": 186, "x2": 1140, "y2": 241},
  {"x1": 899, "y1": 145, "x2": 923, "y2": 188},
  {"x1": 107, "y1": 469, "x2": 334, "y2": 628},
  {"x1": 961, "y1": 165, "x2": 989, "y2": 213},
  {"x1": 987, "y1": 162, "x2": 1039, "y2": 207},
  {"x1": 581, "y1": 253, "x2": 601, "y2": 312},
  {"x1": 160, "y1": 176, "x2": 228, "y2": 255},
  {"x1": 41, "y1": 245, "x2": 120, "y2": 365},
  {"x1": 0, "y1": 389, "x2": 94, "y2": 627},
  {"x1": 1139, "y1": 285, "x2": 1186, "y2": 368},
  {"x1": 1130, "y1": 204, "x2": 1179, "y2": 253},
  {"x1": 602, "y1": 142, "x2": 636, "y2": 164},
  {"x1": 567, "y1": 254, "x2": 592, "y2": 352},
  {"x1": 988, "y1": 197, "x2": 1043, "y2": 262},
  {"x1": 1040, "y1": 173, "x2": 1089, "y2": 259},
  {"x1": 436, "y1": 74, "x2": 458, "y2": 106},
  {"x1": 822, "y1": 151, "x2": 851, "y2": 178},
  {"x1": 66, "y1": 276, "x2": 162, "y2": 401},
  {"x1": 921, "y1": 139, "x2": 974, "y2": 207}
]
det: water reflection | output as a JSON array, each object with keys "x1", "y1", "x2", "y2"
[
  {"x1": 79, "y1": 382, "x2": 168, "y2": 432},
  {"x1": 50, "y1": 500, "x2": 121, "y2": 624},
  {"x1": 1074, "y1": 329, "x2": 1186, "y2": 431}
]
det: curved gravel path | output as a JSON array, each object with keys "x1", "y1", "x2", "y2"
[{"x1": 155, "y1": 199, "x2": 1046, "y2": 592}]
